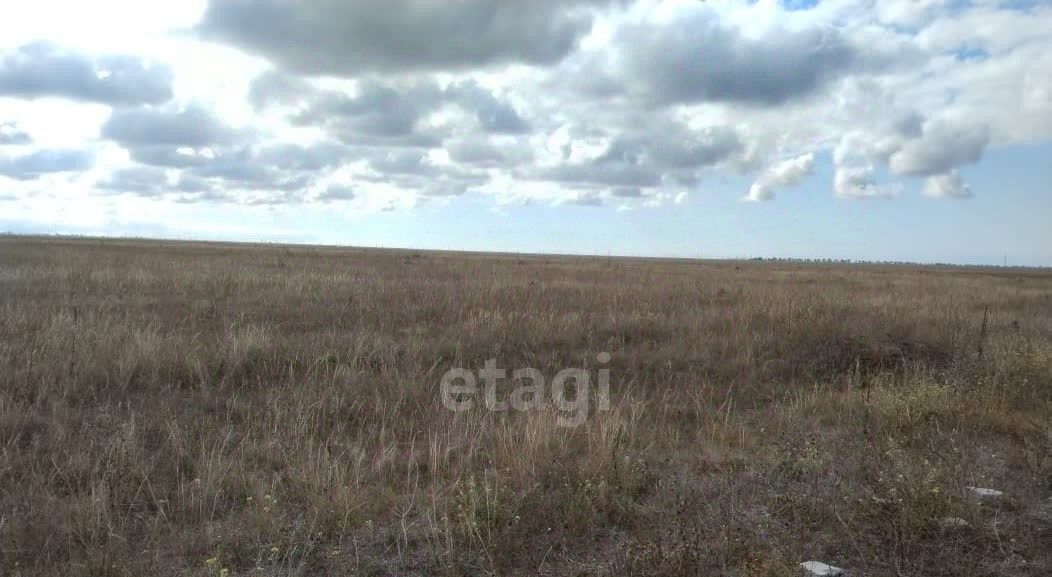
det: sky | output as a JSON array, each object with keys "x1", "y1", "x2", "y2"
[{"x1": 0, "y1": 0, "x2": 1049, "y2": 265}]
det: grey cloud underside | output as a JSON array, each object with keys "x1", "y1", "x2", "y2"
[
  {"x1": 611, "y1": 186, "x2": 644, "y2": 198},
  {"x1": 366, "y1": 149, "x2": 481, "y2": 180},
  {"x1": 247, "y1": 71, "x2": 307, "y2": 110},
  {"x1": 144, "y1": 147, "x2": 338, "y2": 198},
  {"x1": 0, "y1": 43, "x2": 172, "y2": 106},
  {"x1": 604, "y1": 127, "x2": 743, "y2": 169},
  {"x1": 101, "y1": 107, "x2": 336, "y2": 198},
  {"x1": 360, "y1": 149, "x2": 488, "y2": 197},
  {"x1": 103, "y1": 107, "x2": 241, "y2": 148},
  {"x1": 0, "y1": 149, "x2": 93, "y2": 180},
  {"x1": 317, "y1": 185, "x2": 356, "y2": 202},
  {"x1": 256, "y1": 143, "x2": 351, "y2": 172},
  {"x1": 173, "y1": 174, "x2": 215, "y2": 194},
  {"x1": 98, "y1": 105, "x2": 353, "y2": 201},
  {"x1": 535, "y1": 163, "x2": 660, "y2": 188},
  {"x1": 615, "y1": 15, "x2": 858, "y2": 106},
  {"x1": 367, "y1": 149, "x2": 441, "y2": 177},
  {"x1": 100, "y1": 96, "x2": 474, "y2": 198},
  {"x1": 189, "y1": 149, "x2": 311, "y2": 191},
  {"x1": 290, "y1": 82, "x2": 443, "y2": 144},
  {"x1": 248, "y1": 73, "x2": 530, "y2": 198},
  {"x1": 445, "y1": 82, "x2": 530, "y2": 134},
  {"x1": 252, "y1": 72, "x2": 530, "y2": 146},
  {"x1": 446, "y1": 137, "x2": 534, "y2": 168},
  {"x1": 96, "y1": 88, "x2": 502, "y2": 204},
  {"x1": 524, "y1": 123, "x2": 741, "y2": 195},
  {"x1": 199, "y1": 0, "x2": 625, "y2": 75},
  {"x1": 98, "y1": 166, "x2": 170, "y2": 195},
  {"x1": 97, "y1": 166, "x2": 232, "y2": 201},
  {"x1": 445, "y1": 139, "x2": 506, "y2": 166},
  {"x1": 888, "y1": 122, "x2": 989, "y2": 176}
]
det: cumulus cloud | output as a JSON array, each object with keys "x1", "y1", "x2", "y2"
[
  {"x1": 256, "y1": 142, "x2": 351, "y2": 172},
  {"x1": 446, "y1": 81, "x2": 530, "y2": 134},
  {"x1": 5, "y1": 0, "x2": 1048, "y2": 215},
  {"x1": 361, "y1": 148, "x2": 487, "y2": 198},
  {"x1": 744, "y1": 153, "x2": 815, "y2": 201},
  {"x1": 613, "y1": 11, "x2": 857, "y2": 106},
  {"x1": 446, "y1": 137, "x2": 533, "y2": 168},
  {"x1": 198, "y1": 0, "x2": 623, "y2": 75},
  {"x1": 242, "y1": 72, "x2": 531, "y2": 201},
  {"x1": 423, "y1": 179, "x2": 479, "y2": 197},
  {"x1": 368, "y1": 149, "x2": 440, "y2": 177},
  {"x1": 924, "y1": 170, "x2": 972, "y2": 198},
  {"x1": 201, "y1": 148, "x2": 346, "y2": 201},
  {"x1": 182, "y1": 147, "x2": 326, "y2": 200},
  {"x1": 833, "y1": 166, "x2": 899, "y2": 199},
  {"x1": 272, "y1": 75, "x2": 531, "y2": 147},
  {"x1": 833, "y1": 112, "x2": 924, "y2": 169},
  {"x1": 101, "y1": 74, "x2": 511, "y2": 203},
  {"x1": 102, "y1": 107, "x2": 268, "y2": 184},
  {"x1": 102, "y1": 106, "x2": 241, "y2": 148},
  {"x1": 0, "y1": 149, "x2": 93, "y2": 180},
  {"x1": 561, "y1": 190, "x2": 605, "y2": 207},
  {"x1": 247, "y1": 70, "x2": 311, "y2": 110},
  {"x1": 888, "y1": 121, "x2": 989, "y2": 176},
  {"x1": 507, "y1": 117, "x2": 740, "y2": 207},
  {"x1": 316, "y1": 185, "x2": 356, "y2": 202},
  {"x1": 0, "y1": 123, "x2": 31, "y2": 145},
  {"x1": 523, "y1": 121, "x2": 741, "y2": 203},
  {"x1": 622, "y1": 125, "x2": 742, "y2": 169},
  {"x1": 534, "y1": 161, "x2": 660, "y2": 189},
  {"x1": 0, "y1": 43, "x2": 172, "y2": 106},
  {"x1": 98, "y1": 105, "x2": 359, "y2": 203},
  {"x1": 97, "y1": 166, "x2": 170, "y2": 196},
  {"x1": 289, "y1": 81, "x2": 448, "y2": 149},
  {"x1": 829, "y1": 112, "x2": 987, "y2": 200}
]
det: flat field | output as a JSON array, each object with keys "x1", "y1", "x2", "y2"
[{"x1": 1, "y1": 236, "x2": 1050, "y2": 576}]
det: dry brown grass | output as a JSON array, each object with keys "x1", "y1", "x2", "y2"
[{"x1": 1, "y1": 235, "x2": 1050, "y2": 576}]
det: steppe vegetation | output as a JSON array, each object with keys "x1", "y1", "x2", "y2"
[{"x1": 1, "y1": 236, "x2": 1049, "y2": 576}]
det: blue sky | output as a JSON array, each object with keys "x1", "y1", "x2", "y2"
[
  {"x1": 0, "y1": 0, "x2": 1050, "y2": 265},
  {"x1": 272, "y1": 142, "x2": 1052, "y2": 265}
]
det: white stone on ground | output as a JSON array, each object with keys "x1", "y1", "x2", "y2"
[
  {"x1": 968, "y1": 486, "x2": 1004, "y2": 500},
  {"x1": 800, "y1": 560, "x2": 846, "y2": 576}
]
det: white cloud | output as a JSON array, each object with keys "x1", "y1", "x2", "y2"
[
  {"x1": 888, "y1": 120, "x2": 989, "y2": 176},
  {"x1": 744, "y1": 152, "x2": 814, "y2": 201},
  {"x1": 834, "y1": 166, "x2": 899, "y2": 200},
  {"x1": 924, "y1": 170, "x2": 972, "y2": 198},
  {"x1": 0, "y1": 0, "x2": 1049, "y2": 225}
]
